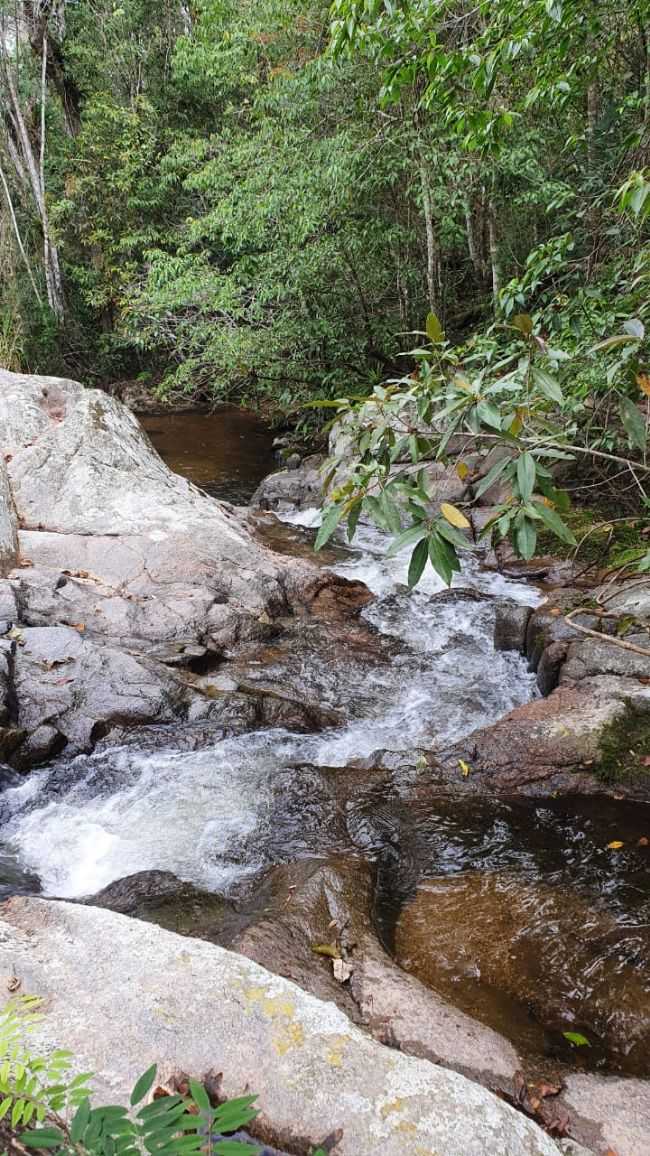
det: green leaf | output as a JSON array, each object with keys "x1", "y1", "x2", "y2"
[
  {"x1": 346, "y1": 499, "x2": 362, "y2": 542},
  {"x1": 23, "y1": 1129, "x2": 65, "y2": 1149},
  {"x1": 71, "y1": 1098, "x2": 92, "y2": 1143},
  {"x1": 515, "y1": 516, "x2": 537, "y2": 560},
  {"x1": 619, "y1": 397, "x2": 647, "y2": 452},
  {"x1": 532, "y1": 366, "x2": 563, "y2": 404},
  {"x1": 426, "y1": 312, "x2": 444, "y2": 344},
  {"x1": 437, "y1": 520, "x2": 474, "y2": 551},
  {"x1": 474, "y1": 456, "x2": 512, "y2": 499},
  {"x1": 0, "y1": 1097, "x2": 12, "y2": 1121},
  {"x1": 563, "y1": 1031, "x2": 591, "y2": 1047},
  {"x1": 189, "y1": 1080, "x2": 211, "y2": 1114},
  {"x1": 475, "y1": 400, "x2": 503, "y2": 430},
  {"x1": 130, "y1": 1064, "x2": 158, "y2": 1107},
  {"x1": 428, "y1": 531, "x2": 459, "y2": 586},
  {"x1": 314, "y1": 503, "x2": 347, "y2": 551},
  {"x1": 407, "y1": 537, "x2": 429, "y2": 587},
  {"x1": 386, "y1": 523, "x2": 428, "y2": 557},
  {"x1": 532, "y1": 502, "x2": 576, "y2": 545},
  {"x1": 516, "y1": 452, "x2": 536, "y2": 502}
]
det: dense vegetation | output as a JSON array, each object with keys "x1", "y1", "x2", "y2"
[
  {"x1": 0, "y1": 0, "x2": 649, "y2": 573},
  {"x1": 0, "y1": 1, "x2": 647, "y2": 397}
]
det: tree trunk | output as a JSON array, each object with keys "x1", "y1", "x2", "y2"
[
  {"x1": 419, "y1": 161, "x2": 441, "y2": 318},
  {"x1": 0, "y1": 157, "x2": 42, "y2": 303},
  {"x1": 487, "y1": 195, "x2": 501, "y2": 311}
]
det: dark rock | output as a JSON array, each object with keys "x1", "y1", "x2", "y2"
[
  {"x1": 88, "y1": 870, "x2": 236, "y2": 941},
  {"x1": 12, "y1": 724, "x2": 66, "y2": 769},
  {"x1": 536, "y1": 640, "x2": 569, "y2": 695},
  {"x1": 494, "y1": 600, "x2": 534, "y2": 653}
]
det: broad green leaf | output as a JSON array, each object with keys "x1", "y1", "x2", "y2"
[
  {"x1": 130, "y1": 1064, "x2": 158, "y2": 1107},
  {"x1": 71, "y1": 1098, "x2": 92, "y2": 1143},
  {"x1": 532, "y1": 366, "x2": 563, "y2": 404},
  {"x1": 619, "y1": 397, "x2": 647, "y2": 452},
  {"x1": 623, "y1": 317, "x2": 645, "y2": 339},
  {"x1": 532, "y1": 502, "x2": 576, "y2": 545},
  {"x1": 213, "y1": 1143, "x2": 261, "y2": 1155},
  {"x1": 515, "y1": 516, "x2": 537, "y2": 560},
  {"x1": 314, "y1": 503, "x2": 347, "y2": 551},
  {"x1": 437, "y1": 520, "x2": 475, "y2": 550},
  {"x1": 516, "y1": 452, "x2": 536, "y2": 502},
  {"x1": 0, "y1": 1096, "x2": 12, "y2": 1121},
  {"x1": 407, "y1": 537, "x2": 429, "y2": 587},
  {"x1": 428, "y1": 532, "x2": 458, "y2": 586},
  {"x1": 476, "y1": 400, "x2": 502, "y2": 430},
  {"x1": 474, "y1": 456, "x2": 512, "y2": 499},
  {"x1": 386, "y1": 524, "x2": 428, "y2": 557}
]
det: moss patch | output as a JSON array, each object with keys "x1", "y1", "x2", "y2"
[
  {"x1": 536, "y1": 506, "x2": 647, "y2": 570},
  {"x1": 595, "y1": 705, "x2": 650, "y2": 784}
]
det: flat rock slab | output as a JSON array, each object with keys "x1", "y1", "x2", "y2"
[{"x1": 0, "y1": 897, "x2": 558, "y2": 1156}]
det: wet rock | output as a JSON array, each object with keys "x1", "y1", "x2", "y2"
[
  {"x1": 0, "y1": 580, "x2": 19, "y2": 623},
  {"x1": 10, "y1": 626, "x2": 190, "y2": 762},
  {"x1": 0, "y1": 460, "x2": 17, "y2": 577},
  {"x1": 536, "y1": 640, "x2": 569, "y2": 695},
  {"x1": 12, "y1": 724, "x2": 66, "y2": 769},
  {"x1": 395, "y1": 869, "x2": 650, "y2": 1074},
  {"x1": 250, "y1": 454, "x2": 326, "y2": 512},
  {"x1": 439, "y1": 678, "x2": 645, "y2": 796},
  {"x1": 87, "y1": 870, "x2": 236, "y2": 940},
  {"x1": 232, "y1": 856, "x2": 521, "y2": 1089},
  {"x1": 494, "y1": 601, "x2": 534, "y2": 653},
  {"x1": 0, "y1": 897, "x2": 560, "y2": 1156}
]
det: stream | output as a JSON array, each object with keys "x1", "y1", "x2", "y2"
[{"x1": 2, "y1": 410, "x2": 650, "y2": 1080}]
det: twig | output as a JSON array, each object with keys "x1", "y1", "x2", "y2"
[{"x1": 564, "y1": 608, "x2": 650, "y2": 658}]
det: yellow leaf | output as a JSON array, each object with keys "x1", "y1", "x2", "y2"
[
  {"x1": 508, "y1": 414, "x2": 523, "y2": 436},
  {"x1": 459, "y1": 759, "x2": 471, "y2": 777},
  {"x1": 311, "y1": 943, "x2": 340, "y2": 959},
  {"x1": 637, "y1": 373, "x2": 650, "y2": 397},
  {"x1": 456, "y1": 461, "x2": 470, "y2": 480},
  {"x1": 607, "y1": 841, "x2": 624, "y2": 850},
  {"x1": 453, "y1": 373, "x2": 473, "y2": 393},
  {"x1": 441, "y1": 503, "x2": 471, "y2": 530}
]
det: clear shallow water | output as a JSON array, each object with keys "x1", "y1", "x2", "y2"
[{"x1": 0, "y1": 508, "x2": 539, "y2": 899}]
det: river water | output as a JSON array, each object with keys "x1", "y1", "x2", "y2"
[{"x1": 2, "y1": 411, "x2": 650, "y2": 1078}]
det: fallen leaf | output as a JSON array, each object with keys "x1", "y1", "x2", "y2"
[
  {"x1": 7, "y1": 975, "x2": 21, "y2": 993},
  {"x1": 69, "y1": 622, "x2": 86, "y2": 632},
  {"x1": 638, "y1": 837, "x2": 649, "y2": 847},
  {"x1": 607, "y1": 840, "x2": 624, "y2": 850},
  {"x1": 563, "y1": 1031, "x2": 591, "y2": 1047},
  {"x1": 548, "y1": 608, "x2": 562, "y2": 616},
  {"x1": 456, "y1": 461, "x2": 470, "y2": 480},
  {"x1": 641, "y1": 756, "x2": 650, "y2": 767},
  {"x1": 459, "y1": 759, "x2": 471, "y2": 777},
  {"x1": 637, "y1": 373, "x2": 650, "y2": 397}
]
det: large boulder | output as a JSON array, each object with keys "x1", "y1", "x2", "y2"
[
  {"x1": 0, "y1": 370, "x2": 367, "y2": 765},
  {"x1": 0, "y1": 896, "x2": 559, "y2": 1156}
]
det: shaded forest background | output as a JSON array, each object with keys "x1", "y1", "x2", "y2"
[{"x1": 0, "y1": 0, "x2": 648, "y2": 423}]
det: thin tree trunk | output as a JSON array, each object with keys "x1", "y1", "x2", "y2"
[
  {"x1": 487, "y1": 195, "x2": 501, "y2": 311},
  {"x1": 419, "y1": 161, "x2": 440, "y2": 318},
  {"x1": 0, "y1": 156, "x2": 42, "y2": 303}
]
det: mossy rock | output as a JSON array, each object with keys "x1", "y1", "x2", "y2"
[{"x1": 596, "y1": 705, "x2": 650, "y2": 784}]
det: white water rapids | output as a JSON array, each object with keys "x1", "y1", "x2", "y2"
[{"x1": 0, "y1": 512, "x2": 541, "y2": 899}]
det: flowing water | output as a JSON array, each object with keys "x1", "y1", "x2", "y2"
[{"x1": 2, "y1": 412, "x2": 650, "y2": 1077}]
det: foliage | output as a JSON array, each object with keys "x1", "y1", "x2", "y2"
[
  {"x1": 313, "y1": 306, "x2": 649, "y2": 584},
  {"x1": 0, "y1": 997, "x2": 258, "y2": 1156}
]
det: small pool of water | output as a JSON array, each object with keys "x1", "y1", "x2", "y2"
[{"x1": 141, "y1": 409, "x2": 276, "y2": 504}]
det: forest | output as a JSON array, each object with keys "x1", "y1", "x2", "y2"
[{"x1": 3, "y1": 6, "x2": 650, "y2": 1155}]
